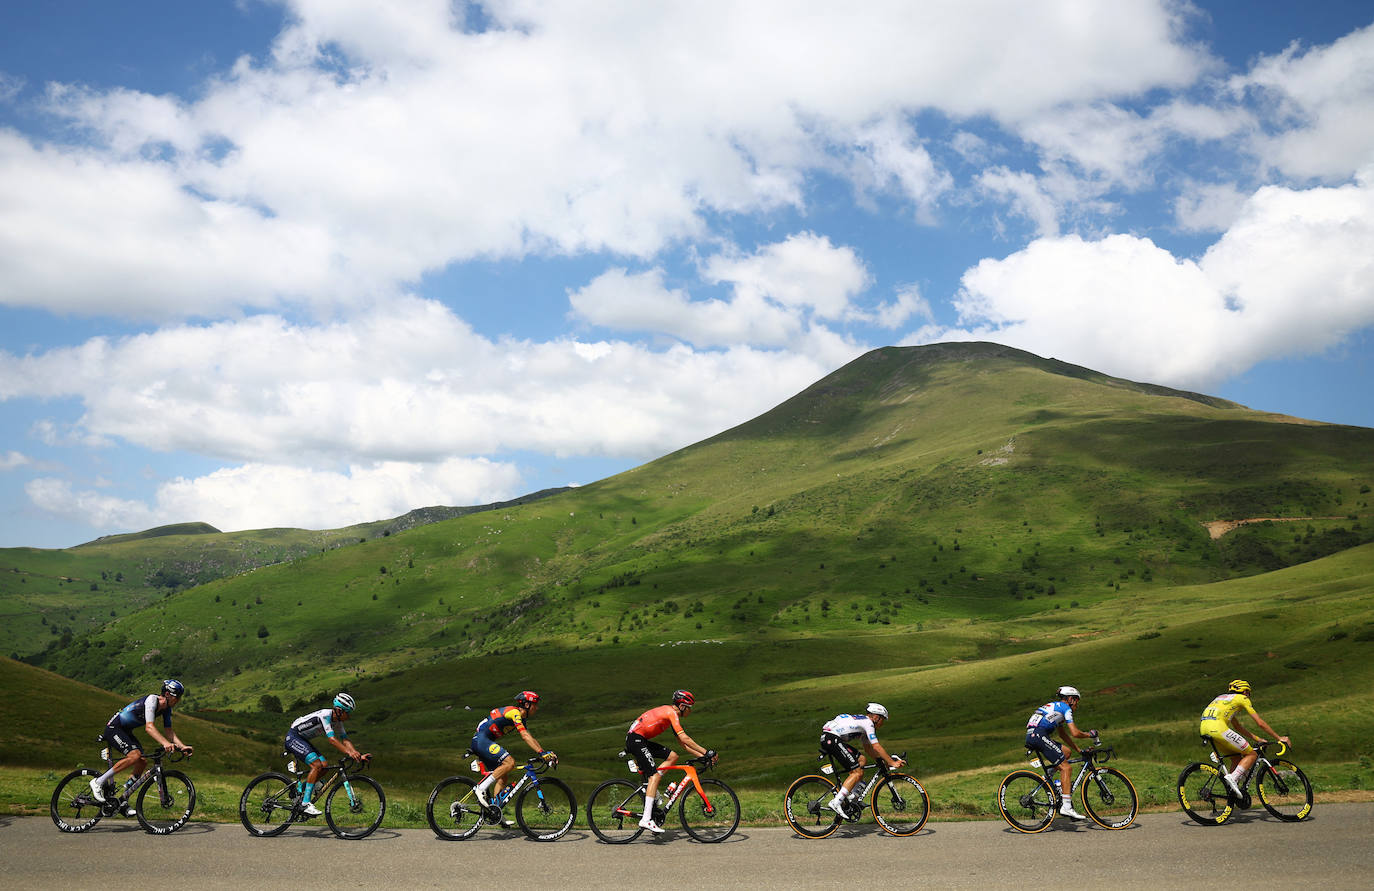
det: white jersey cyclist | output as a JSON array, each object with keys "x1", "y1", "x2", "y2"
[
  {"x1": 822, "y1": 713, "x2": 880, "y2": 746},
  {"x1": 290, "y1": 708, "x2": 349, "y2": 743}
]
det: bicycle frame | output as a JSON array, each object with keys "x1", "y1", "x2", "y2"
[
  {"x1": 818, "y1": 749, "x2": 903, "y2": 807},
  {"x1": 1028, "y1": 745, "x2": 1112, "y2": 801},
  {"x1": 612, "y1": 755, "x2": 718, "y2": 817},
  {"x1": 306, "y1": 757, "x2": 370, "y2": 809},
  {"x1": 101, "y1": 747, "x2": 183, "y2": 810}
]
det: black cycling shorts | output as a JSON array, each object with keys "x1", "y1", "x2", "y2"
[
  {"x1": 820, "y1": 732, "x2": 861, "y2": 772},
  {"x1": 101, "y1": 724, "x2": 140, "y2": 756},
  {"x1": 625, "y1": 732, "x2": 671, "y2": 777}
]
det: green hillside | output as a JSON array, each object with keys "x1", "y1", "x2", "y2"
[{"x1": 8, "y1": 342, "x2": 1374, "y2": 811}]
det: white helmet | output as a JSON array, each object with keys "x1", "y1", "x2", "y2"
[
  {"x1": 866, "y1": 702, "x2": 889, "y2": 719},
  {"x1": 333, "y1": 692, "x2": 356, "y2": 713},
  {"x1": 1057, "y1": 686, "x2": 1081, "y2": 699}
]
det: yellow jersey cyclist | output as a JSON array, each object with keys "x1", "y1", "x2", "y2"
[
  {"x1": 1024, "y1": 685, "x2": 1098, "y2": 820},
  {"x1": 471, "y1": 691, "x2": 557, "y2": 817},
  {"x1": 820, "y1": 703, "x2": 905, "y2": 818},
  {"x1": 1200, "y1": 679, "x2": 1291, "y2": 798},
  {"x1": 286, "y1": 693, "x2": 371, "y2": 817}
]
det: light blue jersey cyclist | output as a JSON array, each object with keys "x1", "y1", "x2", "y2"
[{"x1": 283, "y1": 693, "x2": 370, "y2": 816}]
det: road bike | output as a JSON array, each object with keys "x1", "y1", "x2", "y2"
[
  {"x1": 586, "y1": 753, "x2": 740, "y2": 843},
  {"x1": 426, "y1": 754, "x2": 577, "y2": 841},
  {"x1": 997, "y1": 740, "x2": 1137, "y2": 832},
  {"x1": 239, "y1": 754, "x2": 386, "y2": 839},
  {"x1": 51, "y1": 746, "x2": 196, "y2": 835},
  {"x1": 783, "y1": 749, "x2": 929, "y2": 838},
  {"x1": 1177, "y1": 739, "x2": 1312, "y2": 825}
]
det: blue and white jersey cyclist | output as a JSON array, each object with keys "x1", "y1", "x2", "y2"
[
  {"x1": 470, "y1": 691, "x2": 557, "y2": 819},
  {"x1": 285, "y1": 693, "x2": 371, "y2": 817},
  {"x1": 819, "y1": 703, "x2": 905, "y2": 818},
  {"x1": 1024, "y1": 685, "x2": 1098, "y2": 820},
  {"x1": 91, "y1": 679, "x2": 193, "y2": 813}
]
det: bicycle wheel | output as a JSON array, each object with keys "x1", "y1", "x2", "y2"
[
  {"x1": 1080, "y1": 767, "x2": 1137, "y2": 829},
  {"x1": 135, "y1": 769, "x2": 196, "y2": 834},
  {"x1": 426, "y1": 776, "x2": 485, "y2": 840},
  {"x1": 325, "y1": 774, "x2": 386, "y2": 839},
  {"x1": 50, "y1": 768, "x2": 106, "y2": 833},
  {"x1": 586, "y1": 779, "x2": 646, "y2": 844},
  {"x1": 783, "y1": 775, "x2": 842, "y2": 839},
  {"x1": 1256, "y1": 759, "x2": 1313, "y2": 822},
  {"x1": 239, "y1": 772, "x2": 299, "y2": 837},
  {"x1": 997, "y1": 770, "x2": 1056, "y2": 833},
  {"x1": 516, "y1": 776, "x2": 577, "y2": 841},
  {"x1": 871, "y1": 773, "x2": 930, "y2": 836},
  {"x1": 678, "y1": 777, "x2": 740, "y2": 843},
  {"x1": 1177, "y1": 762, "x2": 1231, "y2": 825}
]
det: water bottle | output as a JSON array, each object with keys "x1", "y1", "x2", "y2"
[{"x1": 666, "y1": 781, "x2": 679, "y2": 797}]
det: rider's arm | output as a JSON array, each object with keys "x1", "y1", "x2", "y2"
[
  {"x1": 326, "y1": 734, "x2": 365, "y2": 760},
  {"x1": 1058, "y1": 722, "x2": 1092, "y2": 752},
  {"x1": 1246, "y1": 712, "x2": 1290, "y2": 745},
  {"x1": 867, "y1": 741, "x2": 904, "y2": 769},
  {"x1": 517, "y1": 726, "x2": 546, "y2": 755},
  {"x1": 674, "y1": 729, "x2": 708, "y2": 759}
]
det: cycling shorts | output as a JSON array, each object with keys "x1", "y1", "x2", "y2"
[
  {"x1": 472, "y1": 734, "x2": 511, "y2": 769},
  {"x1": 626, "y1": 732, "x2": 671, "y2": 776},
  {"x1": 1204, "y1": 729, "x2": 1251, "y2": 757},
  {"x1": 1025, "y1": 731, "x2": 1066, "y2": 766},
  {"x1": 285, "y1": 729, "x2": 325, "y2": 764},
  {"x1": 820, "y1": 732, "x2": 861, "y2": 772},
  {"x1": 101, "y1": 723, "x2": 141, "y2": 756}
]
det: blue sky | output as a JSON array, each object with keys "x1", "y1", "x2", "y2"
[{"x1": 2, "y1": 1, "x2": 1373, "y2": 549}]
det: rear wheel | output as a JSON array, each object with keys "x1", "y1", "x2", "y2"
[
  {"x1": 239, "y1": 773, "x2": 298, "y2": 837},
  {"x1": 1081, "y1": 767, "x2": 1137, "y2": 829},
  {"x1": 516, "y1": 777, "x2": 577, "y2": 841},
  {"x1": 136, "y1": 770, "x2": 196, "y2": 834},
  {"x1": 426, "y1": 776, "x2": 484, "y2": 840},
  {"x1": 1256, "y1": 759, "x2": 1313, "y2": 822},
  {"x1": 783, "y1": 775, "x2": 841, "y2": 839},
  {"x1": 871, "y1": 773, "x2": 929, "y2": 836},
  {"x1": 325, "y1": 774, "x2": 385, "y2": 839},
  {"x1": 1177, "y1": 762, "x2": 1231, "y2": 825},
  {"x1": 678, "y1": 778, "x2": 740, "y2": 843},
  {"x1": 586, "y1": 779, "x2": 645, "y2": 844},
  {"x1": 50, "y1": 768, "x2": 106, "y2": 833},
  {"x1": 997, "y1": 770, "x2": 1056, "y2": 833}
]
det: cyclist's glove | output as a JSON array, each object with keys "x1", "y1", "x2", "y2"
[
  {"x1": 704, "y1": 749, "x2": 718, "y2": 765},
  {"x1": 541, "y1": 750, "x2": 559, "y2": 765},
  {"x1": 1089, "y1": 729, "x2": 1100, "y2": 740}
]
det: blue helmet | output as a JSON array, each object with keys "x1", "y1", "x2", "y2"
[
  {"x1": 162, "y1": 679, "x2": 186, "y2": 698},
  {"x1": 333, "y1": 693, "x2": 356, "y2": 713}
]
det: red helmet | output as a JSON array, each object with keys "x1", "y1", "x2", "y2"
[
  {"x1": 515, "y1": 691, "x2": 540, "y2": 708},
  {"x1": 672, "y1": 690, "x2": 695, "y2": 707}
]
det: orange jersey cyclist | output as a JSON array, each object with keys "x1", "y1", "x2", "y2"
[
  {"x1": 1200, "y1": 679, "x2": 1291, "y2": 798},
  {"x1": 91, "y1": 679, "x2": 193, "y2": 813},
  {"x1": 471, "y1": 691, "x2": 557, "y2": 814},
  {"x1": 286, "y1": 693, "x2": 371, "y2": 817},
  {"x1": 625, "y1": 689, "x2": 716, "y2": 834},
  {"x1": 819, "y1": 703, "x2": 904, "y2": 818}
]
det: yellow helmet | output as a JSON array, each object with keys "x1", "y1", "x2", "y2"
[{"x1": 1227, "y1": 679, "x2": 1251, "y2": 695}]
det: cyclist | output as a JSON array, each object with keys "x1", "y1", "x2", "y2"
[
  {"x1": 626, "y1": 689, "x2": 716, "y2": 834},
  {"x1": 1200, "y1": 679, "x2": 1292, "y2": 798},
  {"x1": 1025, "y1": 685, "x2": 1097, "y2": 820},
  {"x1": 471, "y1": 691, "x2": 557, "y2": 819},
  {"x1": 90, "y1": 679, "x2": 193, "y2": 813},
  {"x1": 286, "y1": 693, "x2": 371, "y2": 817},
  {"x1": 819, "y1": 703, "x2": 905, "y2": 818}
]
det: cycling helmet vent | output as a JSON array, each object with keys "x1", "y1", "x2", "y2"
[{"x1": 333, "y1": 692, "x2": 356, "y2": 713}]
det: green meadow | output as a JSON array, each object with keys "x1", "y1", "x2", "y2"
[{"x1": 4, "y1": 343, "x2": 1374, "y2": 825}]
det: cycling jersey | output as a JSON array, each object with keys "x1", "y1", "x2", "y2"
[
  {"x1": 629, "y1": 705, "x2": 684, "y2": 740},
  {"x1": 822, "y1": 714, "x2": 879, "y2": 745},
  {"x1": 291, "y1": 708, "x2": 348, "y2": 741},
  {"x1": 476, "y1": 706, "x2": 526, "y2": 740},
  {"x1": 1026, "y1": 700, "x2": 1074, "y2": 736},
  {"x1": 107, "y1": 694, "x2": 172, "y2": 731},
  {"x1": 1199, "y1": 693, "x2": 1259, "y2": 734}
]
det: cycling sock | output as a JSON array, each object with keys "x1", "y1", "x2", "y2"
[
  {"x1": 302, "y1": 782, "x2": 315, "y2": 804},
  {"x1": 476, "y1": 775, "x2": 495, "y2": 794},
  {"x1": 96, "y1": 768, "x2": 115, "y2": 785},
  {"x1": 643, "y1": 795, "x2": 656, "y2": 816}
]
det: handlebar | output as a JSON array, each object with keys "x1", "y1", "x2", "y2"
[{"x1": 526, "y1": 756, "x2": 558, "y2": 774}]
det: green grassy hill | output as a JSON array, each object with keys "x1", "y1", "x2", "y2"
[{"x1": 8, "y1": 342, "x2": 1374, "y2": 814}]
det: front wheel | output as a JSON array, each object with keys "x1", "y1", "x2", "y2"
[
  {"x1": 678, "y1": 778, "x2": 740, "y2": 843},
  {"x1": 1081, "y1": 767, "x2": 1137, "y2": 829},
  {"x1": 783, "y1": 775, "x2": 841, "y2": 839},
  {"x1": 239, "y1": 773, "x2": 298, "y2": 837},
  {"x1": 426, "y1": 776, "x2": 484, "y2": 840},
  {"x1": 1177, "y1": 762, "x2": 1231, "y2": 825},
  {"x1": 871, "y1": 773, "x2": 930, "y2": 836},
  {"x1": 516, "y1": 777, "x2": 577, "y2": 841},
  {"x1": 586, "y1": 779, "x2": 646, "y2": 844},
  {"x1": 136, "y1": 769, "x2": 196, "y2": 834},
  {"x1": 1256, "y1": 759, "x2": 1313, "y2": 822},
  {"x1": 997, "y1": 770, "x2": 1056, "y2": 833},
  {"x1": 51, "y1": 768, "x2": 106, "y2": 833},
  {"x1": 325, "y1": 774, "x2": 385, "y2": 839}
]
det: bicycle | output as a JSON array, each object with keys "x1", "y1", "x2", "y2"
[
  {"x1": 586, "y1": 753, "x2": 740, "y2": 843},
  {"x1": 51, "y1": 746, "x2": 196, "y2": 835},
  {"x1": 239, "y1": 754, "x2": 386, "y2": 839},
  {"x1": 1177, "y1": 739, "x2": 1312, "y2": 825},
  {"x1": 426, "y1": 754, "x2": 577, "y2": 841},
  {"x1": 783, "y1": 749, "x2": 929, "y2": 838},
  {"x1": 997, "y1": 740, "x2": 1138, "y2": 832}
]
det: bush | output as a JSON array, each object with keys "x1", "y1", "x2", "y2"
[{"x1": 259, "y1": 694, "x2": 283, "y2": 713}]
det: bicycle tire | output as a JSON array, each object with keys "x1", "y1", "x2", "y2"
[
  {"x1": 586, "y1": 779, "x2": 646, "y2": 844},
  {"x1": 783, "y1": 775, "x2": 842, "y2": 839},
  {"x1": 50, "y1": 768, "x2": 106, "y2": 833},
  {"x1": 239, "y1": 772, "x2": 299, "y2": 837},
  {"x1": 426, "y1": 776, "x2": 485, "y2": 840},
  {"x1": 1080, "y1": 766, "x2": 1137, "y2": 830},
  {"x1": 135, "y1": 769, "x2": 196, "y2": 834},
  {"x1": 678, "y1": 777, "x2": 740, "y2": 843},
  {"x1": 997, "y1": 770, "x2": 1056, "y2": 833},
  {"x1": 1256, "y1": 759, "x2": 1313, "y2": 822},
  {"x1": 871, "y1": 773, "x2": 930, "y2": 836},
  {"x1": 325, "y1": 774, "x2": 386, "y2": 839},
  {"x1": 516, "y1": 776, "x2": 577, "y2": 841},
  {"x1": 1177, "y1": 761, "x2": 1231, "y2": 825}
]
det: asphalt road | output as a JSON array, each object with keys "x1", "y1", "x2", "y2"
[{"x1": 5, "y1": 803, "x2": 1372, "y2": 888}]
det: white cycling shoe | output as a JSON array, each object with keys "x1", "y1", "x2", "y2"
[
  {"x1": 301, "y1": 802, "x2": 323, "y2": 817},
  {"x1": 89, "y1": 778, "x2": 108, "y2": 803},
  {"x1": 1059, "y1": 803, "x2": 1087, "y2": 821},
  {"x1": 638, "y1": 817, "x2": 665, "y2": 834}
]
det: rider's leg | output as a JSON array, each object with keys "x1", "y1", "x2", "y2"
[
  {"x1": 302, "y1": 753, "x2": 326, "y2": 804},
  {"x1": 480, "y1": 754, "x2": 516, "y2": 801}
]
